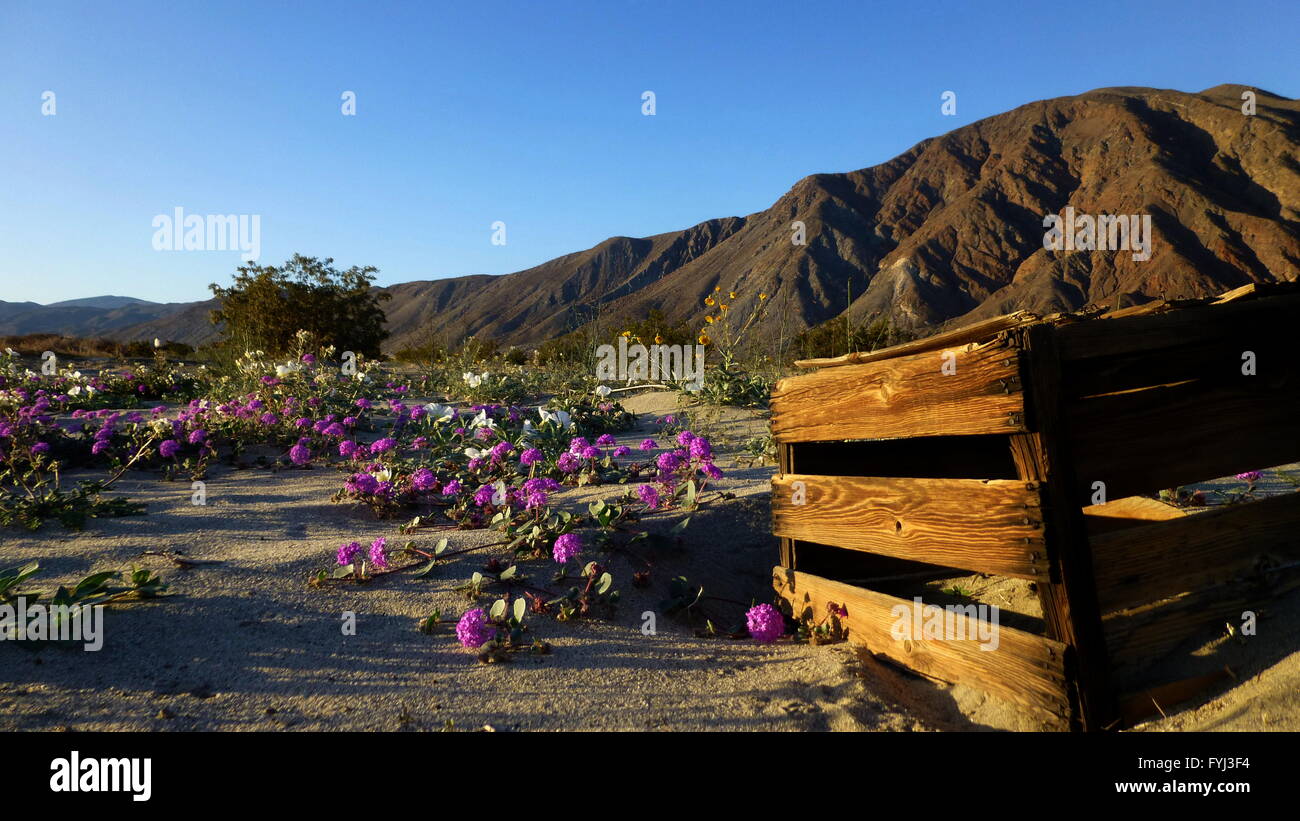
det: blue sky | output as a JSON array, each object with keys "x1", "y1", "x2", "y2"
[{"x1": 1, "y1": 0, "x2": 1297, "y2": 304}]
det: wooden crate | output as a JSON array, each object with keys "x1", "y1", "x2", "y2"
[{"x1": 770, "y1": 283, "x2": 1300, "y2": 731}]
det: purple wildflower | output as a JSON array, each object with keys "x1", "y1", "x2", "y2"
[
  {"x1": 520, "y1": 447, "x2": 544, "y2": 466},
  {"x1": 368, "y1": 537, "x2": 389, "y2": 569},
  {"x1": 455, "y1": 608, "x2": 496, "y2": 648},
  {"x1": 656, "y1": 451, "x2": 682, "y2": 472},
  {"x1": 552, "y1": 533, "x2": 582, "y2": 564},
  {"x1": 473, "y1": 484, "x2": 497, "y2": 507},
  {"x1": 557, "y1": 452, "x2": 580, "y2": 473},
  {"x1": 412, "y1": 468, "x2": 436, "y2": 492},
  {"x1": 638, "y1": 438, "x2": 657, "y2": 451},
  {"x1": 337, "y1": 541, "x2": 363, "y2": 566},
  {"x1": 746, "y1": 604, "x2": 785, "y2": 643},
  {"x1": 637, "y1": 484, "x2": 660, "y2": 510},
  {"x1": 159, "y1": 439, "x2": 181, "y2": 458}
]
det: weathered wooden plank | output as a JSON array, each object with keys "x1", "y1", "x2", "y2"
[
  {"x1": 1064, "y1": 329, "x2": 1285, "y2": 399},
  {"x1": 1103, "y1": 569, "x2": 1300, "y2": 669},
  {"x1": 1068, "y1": 378, "x2": 1300, "y2": 500},
  {"x1": 772, "y1": 567, "x2": 1069, "y2": 723},
  {"x1": 1092, "y1": 492, "x2": 1300, "y2": 613},
  {"x1": 772, "y1": 340, "x2": 1025, "y2": 442},
  {"x1": 777, "y1": 443, "x2": 796, "y2": 569},
  {"x1": 1083, "y1": 495, "x2": 1186, "y2": 538},
  {"x1": 1009, "y1": 321, "x2": 1115, "y2": 732},
  {"x1": 1057, "y1": 291, "x2": 1300, "y2": 361},
  {"x1": 794, "y1": 311, "x2": 1040, "y2": 369},
  {"x1": 771, "y1": 474, "x2": 1047, "y2": 578},
  {"x1": 1118, "y1": 668, "x2": 1234, "y2": 727}
]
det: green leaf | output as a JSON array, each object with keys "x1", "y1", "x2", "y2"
[
  {"x1": 499, "y1": 565, "x2": 518, "y2": 581},
  {"x1": 434, "y1": 538, "x2": 449, "y2": 556},
  {"x1": 489, "y1": 599, "x2": 507, "y2": 620},
  {"x1": 597, "y1": 572, "x2": 613, "y2": 595},
  {"x1": 512, "y1": 597, "x2": 526, "y2": 623},
  {"x1": 331, "y1": 563, "x2": 355, "y2": 579},
  {"x1": 413, "y1": 560, "x2": 438, "y2": 579},
  {"x1": 73, "y1": 571, "x2": 119, "y2": 600}
]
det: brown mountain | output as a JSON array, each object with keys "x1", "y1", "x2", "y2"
[{"x1": 111, "y1": 84, "x2": 1300, "y2": 350}]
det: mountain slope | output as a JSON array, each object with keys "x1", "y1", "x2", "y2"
[
  {"x1": 17, "y1": 84, "x2": 1300, "y2": 351},
  {"x1": 598, "y1": 84, "x2": 1299, "y2": 340}
]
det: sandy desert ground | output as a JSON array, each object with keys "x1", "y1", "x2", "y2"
[{"x1": 2, "y1": 391, "x2": 1297, "y2": 732}]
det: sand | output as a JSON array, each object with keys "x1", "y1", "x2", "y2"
[{"x1": 2, "y1": 391, "x2": 1296, "y2": 732}]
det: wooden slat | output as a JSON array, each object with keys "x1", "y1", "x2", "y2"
[
  {"x1": 1064, "y1": 328, "x2": 1285, "y2": 399},
  {"x1": 1009, "y1": 321, "x2": 1115, "y2": 732},
  {"x1": 1092, "y1": 492, "x2": 1300, "y2": 612},
  {"x1": 772, "y1": 567, "x2": 1069, "y2": 723},
  {"x1": 1083, "y1": 495, "x2": 1186, "y2": 538},
  {"x1": 772, "y1": 340, "x2": 1025, "y2": 442},
  {"x1": 1103, "y1": 569, "x2": 1300, "y2": 669},
  {"x1": 1068, "y1": 378, "x2": 1300, "y2": 500},
  {"x1": 1118, "y1": 668, "x2": 1234, "y2": 727},
  {"x1": 771, "y1": 474, "x2": 1047, "y2": 578},
  {"x1": 794, "y1": 310, "x2": 1040, "y2": 369},
  {"x1": 777, "y1": 443, "x2": 796, "y2": 569},
  {"x1": 1057, "y1": 290, "x2": 1300, "y2": 361}
]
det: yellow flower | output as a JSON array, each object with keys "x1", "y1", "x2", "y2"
[
  {"x1": 759, "y1": 293, "x2": 768, "y2": 300},
  {"x1": 714, "y1": 286, "x2": 721, "y2": 292},
  {"x1": 728, "y1": 291, "x2": 737, "y2": 299},
  {"x1": 620, "y1": 330, "x2": 632, "y2": 337},
  {"x1": 704, "y1": 315, "x2": 715, "y2": 324},
  {"x1": 704, "y1": 296, "x2": 715, "y2": 306},
  {"x1": 654, "y1": 334, "x2": 663, "y2": 344},
  {"x1": 698, "y1": 333, "x2": 711, "y2": 345},
  {"x1": 719, "y1": 304, "x2": 729, "y2": 311}
]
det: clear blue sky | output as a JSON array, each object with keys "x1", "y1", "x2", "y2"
[{"x1": 2, "y1": 0, "x2": 1296, "y2": 304}]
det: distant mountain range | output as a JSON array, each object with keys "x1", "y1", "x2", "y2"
[{"x1": 7, "y1": 84, "x2": 1297, "y2": 352}]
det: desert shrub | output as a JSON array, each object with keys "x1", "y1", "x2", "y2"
[
  {"x1": 693, "y1": 287, "x2": 774, "y2": 407},
  {"x1": 209, "y1": 254, "x2": 390, "y2": 358},
  {"x1": 612, "y1": 309, "x2": 695, "y2": 348},
  {"x1": 790, "y1": 315, "x2": 913, "y2": 363}
]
